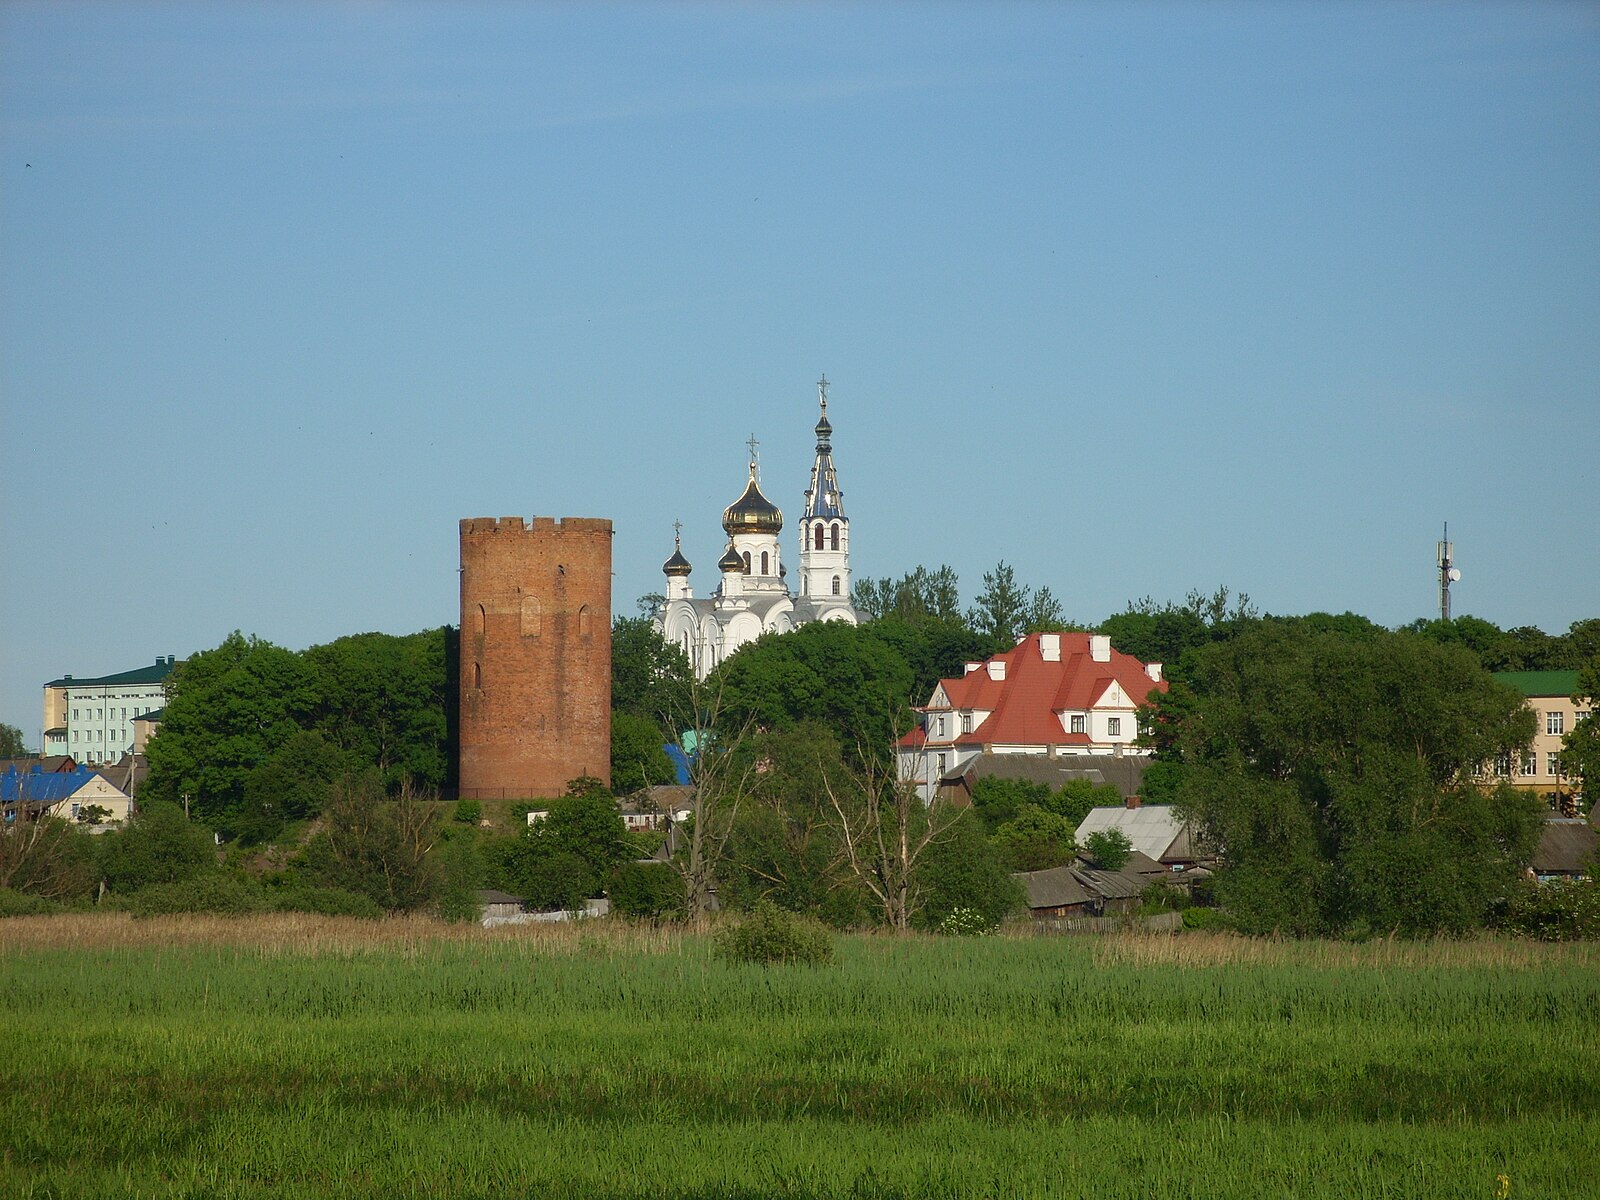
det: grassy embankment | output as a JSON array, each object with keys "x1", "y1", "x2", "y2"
[{"x1": 1, "y1": 915, "x2": 1595, "y2": 1199}]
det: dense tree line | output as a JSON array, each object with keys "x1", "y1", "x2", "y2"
[{"x1": 1, "y1": 561, "x2": 1590, "y2": 936}]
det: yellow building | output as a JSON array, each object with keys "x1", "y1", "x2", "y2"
[{"x1": 1493, "y1": 671, "x2": 1586, "y2": 811}]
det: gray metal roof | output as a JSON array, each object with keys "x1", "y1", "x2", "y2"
[{"x1": 1531, "y1": 820, "x2": 1597, "y2": 875}]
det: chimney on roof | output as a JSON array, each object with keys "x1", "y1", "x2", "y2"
[
  {"x1": 986, "y1": 660, "x2": 1006, "y2": 681},
  {"x1": 1090, "y1": 634, "x2": 1111, "y2": 663},
  {"x1": 1146, "y1": 662, "x2": 1163, "y2": 682},
  {"x1": 1126, "y1": 795, "x2": 1141, "y2": 809},
  {"x1": 964, "y1": 662, "x2": 982, "y2": 675},
  {"x1": 1040, "y1": 633, "x2": 1060, "y2": 661}
]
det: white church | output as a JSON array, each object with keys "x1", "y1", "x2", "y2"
[{"x1": 655, "y1": 377, "x2": 860, "y2": 678}]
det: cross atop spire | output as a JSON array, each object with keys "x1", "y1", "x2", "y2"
[
  {"x1": 746, "y1": 432, "x2": 760, "y2": 478},
  {"x1": 817, "y1": 374, "x2": 829, "y2": 415},
  {"x1": 672, "y1": 518, "x2": 683, "y2": 546}
]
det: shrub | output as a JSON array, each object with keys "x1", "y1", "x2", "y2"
[
  {"x1": 714, "y1": 901, "x2": 834, "y2": 966},
  {"x1": 126, "y1": 874, "x2": 269, "y2": 917},
  {"x1": 1182, "y1": 906, "x2": 1237, "y2": 932},
  {"x1": 608, "y1": 862, "x2": 685, "y2": 920},
  {"x1": 270, "y1": 886, "x2": 384, "y2": 919},
  {"x1": 452, "y1": 799, "x2": 482, "y2": 825},
  {"x1": 1140, "y1": 880, "x2": 1190, "y2": 916},
  {"x1": 1501, "y1": 878, "x2": 1600, "y2": 941},
  {"x1": 0, "y1": 887, "x2": 61, "y2": 917},
  {"x1": 936, "y1": 906, "x2": 994, "y2": 936}
]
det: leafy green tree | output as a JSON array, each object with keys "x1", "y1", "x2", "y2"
[
  {"x1": 969, "y1": 562, "x2": 1032, "y2": 645},
  {"x1": 98, "y1": 802, "x2": 217, "y2": 893},
  {"x1": 915, "y1": 809, "x2": 1024, "y2": 931},
  {"x1": 720, "y1": 722, "x2": 851, "y2": 915},
  {"x1": 711, "y1": 620, "x2": 916, "y2": 756},
  {"x1": 608, "y1": 862, "x2": 686, "y2": 920},
  {"x1": 296, "y1": 773, "x2": 441, "y2": 912},
  {"x1": 1083, "y1": 828, "x2": 1133, "y2": 871},
  {"x1": 1164, "y1": 624, "x2": 1543, "y2": 935},
  {"x1": 144, "y1": 633, "x2": 317, "y2": 823},
  {"x1": 854, "y1": 565, "x2": 964, "y2": 625},
  {"x1": 0, "y1": 723, "x2": 26, "y2": 758},
  {"x1": 991, "y1": 804, "x2": 1078, "y2": 872},
  {"x1": 610, "y1": 712, "x2": 677, "y2": 796},
  {"x1": 969, "y1": 776, "x2": 1052, "y2": 831},
  {"x1": 302, "y1": 629, "x2": 450, "y2": 790},
  {"x1": 866, "y1": 616, "x2": 996, "y2": 707},
  {"x1": 545, "y1": 782, "x2": 629, "y2": 885},
  {"x1": 611, "y1": 616, "x2": 694, "y2": 727},
  {"x1": 1563, "y1": 654, "x2": 1600, "y2": 811},
  {"x1": 233, "y1": 729, "x2": 349, "y2": 844}
]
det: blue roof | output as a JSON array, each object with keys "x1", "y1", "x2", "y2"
[
  {"x1": 664, "y1": 743, "x2": 693, "y2": 786},
  {"x1": 1, "y1": 764, "x2": 96, "y2": 805}
]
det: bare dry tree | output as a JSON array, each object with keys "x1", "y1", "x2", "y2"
[
  {"x1": 822, "y1": 740, "x2": 964, "y2": 932},
  {"x1": 662, "y1": 674, "x2": 760, "y2": 931}
]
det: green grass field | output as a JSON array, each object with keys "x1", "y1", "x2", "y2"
[{"x1": 1, "y1": 915, "x2": 1595, "y2": 1199}]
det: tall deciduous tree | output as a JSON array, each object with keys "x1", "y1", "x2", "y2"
[
  {"x1": 1161, "y1": 623, "x2": 1542, "y2": 935},
  {"x1": 711, "y1": 620, "x2": 915, "y2": 758},
  {"x1": 0, "y1": 723, "x2": 26, "y2": 758},
  {"x1": 611, "y1": 616, "x2": 693, "y2": 728},
  {"x1": 144, "y1": 633, "x2": 317, "y2": 823},
  {"x1": 1564, "y1": 654, "x2": 1600, "y2": 811}
]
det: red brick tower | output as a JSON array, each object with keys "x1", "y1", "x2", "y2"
[{"x1": 458, "y1": 516, "x2": 613, "y2": 799}]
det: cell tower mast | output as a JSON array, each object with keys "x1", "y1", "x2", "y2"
[{"x1": 1436, "y1": 523, "x2": 1460, "y2": 622}]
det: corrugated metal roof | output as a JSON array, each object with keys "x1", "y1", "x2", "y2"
[{"x1": 1076, "y1": 805, "x2": 1187, "y2": 861}]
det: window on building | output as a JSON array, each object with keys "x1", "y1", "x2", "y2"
[
  {"x1": 1521, "y1": 753, "x2": 1537, "y2": 776},
  {"x1": 742, "y1": 551, "x2": 751, "y2": 574},
  {"x1": 830, "y1": 523, "x2": 840, "y2": 550},
  {"x1": 521, "y1": 595, "x2": 541, "y2": 637},
  {"x1": 1547, "y1": 712, "x2": 1565, "y2": 736},
  {"x1": 1107, "y1": 717, "x2": 1122, "y2": 737},
  {"x1": 961, "y1": 713, "x2": 972, "y2": 734},
  {"x1": 760, "y1": 551, "x2": 769, "y2": 574},
  {"x1": 936, "y1": 753, "x2": 947, "y2": 775},
  {"x1": 814, "y1": 524, "x2": 824, "y2": 550},
  {"x1": 1548, "y1": 752, "x2": 1563, "y2": 776},
  {"x1": 831, "y1": 575, "x2": 841, "y2": 595},
  {"x1": 1070, "y1": 715, "x2": 1086, "y2": 734},
  {"x1": 579, "y1": 605, "x2": 592, "y2": 638},
  {"x1": 72, "y1": 709, "x2": 79, "y2": 720},
  {"x1": 1493, "y1": 752, "x2": 1512, "y2": 777},
  {"x1": 476, "y1": 604, "x2": 486, "y2": 635},
  {"x1": 472, "y1": 662, "x2": 482, "y2": 689}
]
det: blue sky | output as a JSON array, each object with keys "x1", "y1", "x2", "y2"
[{"x1": 2, "y1": 2, "x2": 1597, "y2": 744}]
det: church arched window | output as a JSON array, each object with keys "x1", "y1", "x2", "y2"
[
  {"x1": 832, "y1": 575, "x2": 841, "y2": 596},
  {"x1": 475, "y1": 604, "x2": 486, "y2": 635},
  {"x1": 760, "y1": 551, "x2": 769, "y2": 575},
  {"x1": 578, "y1": 604, "x2": 592, "y2": 638},
  {"x1": 814, "y1": 524, "x2": 824, "y2": 550},
  {"x1": 742, "y1": 551, "x2": 751, "y2": 574},
  {"x1": 830, "y1": 523, "x2": 840, "y2": 550},
  {"x1": 472, "y1": 662, "x2": 482, "y2": 689}
]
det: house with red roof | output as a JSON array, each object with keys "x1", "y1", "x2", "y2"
[{"x1": 897, "y1": 632, "x2": 1168, "y2": 801}]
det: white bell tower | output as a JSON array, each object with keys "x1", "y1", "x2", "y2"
[{"x1": 798, "y1": 375, "x2": 852, "y2": 609}]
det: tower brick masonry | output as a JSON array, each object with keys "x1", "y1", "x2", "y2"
[{"x1": 459, "y1": 516, "x2": 613, "y2": 799}]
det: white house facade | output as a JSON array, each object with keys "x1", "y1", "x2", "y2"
[{"x1": 654, "y1": 378, "x2": 860, "y2": 679}]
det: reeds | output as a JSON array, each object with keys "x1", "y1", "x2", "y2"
[{"x1": 0, "y1": 916, "x2": 1594, "y2": 1198}]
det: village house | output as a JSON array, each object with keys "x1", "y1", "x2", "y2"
[{"x1": 898, "y1": 632, "x2": 1168, "y2": 801}]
